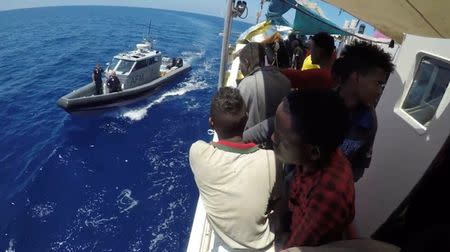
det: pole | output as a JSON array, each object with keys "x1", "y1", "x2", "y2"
[{"x1": 218, "y1": 0, "x2": 234, "y2": 89}]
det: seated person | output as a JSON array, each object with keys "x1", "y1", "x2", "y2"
[
  {"x1": 189, "y1": 87, "x2": 282, "y2": 251},
  {"x1": 106, "y1": 71, "x2": 121, "y2": 93},
  {"x1": 271, "y1": 90, "x2": 354, "y2": 248},
  {"x1": 237, "y1": 42, "x2": 291, "y2": 146}
]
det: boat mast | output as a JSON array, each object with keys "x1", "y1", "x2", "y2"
[
  {"x1": 146, "y1": 20, "x2": 152, "y2": 41},
  {"x1": 218, "y1": 0, "x2": 234, "y2": 89}
]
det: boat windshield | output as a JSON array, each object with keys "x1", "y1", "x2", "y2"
[
  {"x1": 108, "y1": 58, "x2": 120, "y2": 71},
  {"x1": 116, "y1": 60, "x2": 135, "y2": 74}
]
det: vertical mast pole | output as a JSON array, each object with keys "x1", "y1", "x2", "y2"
[{"x1": 218, "y1": 0, "x2": 234, "y2": 89}]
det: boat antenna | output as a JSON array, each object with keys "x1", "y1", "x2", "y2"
[
  {"x1": 218, "y1": 0, "x2": 248, "y2": 88},
  {"x1": 256, "y1": 0, "x2": 265, "y2": 24},
  {"x1": 144, "y1": 20, "x2": 152, "y2": 42}
]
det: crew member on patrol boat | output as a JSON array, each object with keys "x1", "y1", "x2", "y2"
[
  {"x1": 92, "y1": 63, "x2": 104, "y2": 95},
  {"x1": 106, "y1": 71, "x2": 121, "y2": 93}
]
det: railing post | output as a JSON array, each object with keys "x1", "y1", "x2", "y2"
[{"x1": 218, "y1": 0, "x2": 234, "y2": 89}]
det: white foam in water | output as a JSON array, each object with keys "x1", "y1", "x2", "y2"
[
  {"x1": 5, "y1": 239, "x2": 15, "y2": 252},
  {"x1": 148, "y1": 233, "x2": 165, "y2": 251},
  {"x1": 122, "y1": 79, "x2": 207, "y2": 121},
  {"x1": 51, "y1": 191, "x2": 115, "y2": 251},
  {"x1": 129, "y1": 238, "x2": 143, "y2": 252},
  {"x1": 116, "y1": 189, "x2": 139, "y2": 213},
  {"x1": 121, "y1": 49, "x2": 209, "y2": 121},
  {"x1": 32, "y1": 202, "x2": 56, "y2": 222},
  {"x1": 100, "y1": 121, "x2": 127, "y2": 134},
  {"x1": 181, "y1": 50, "x2": 205, "y2": 65},
  {"x1": 84, "y1": 216, "x2": 118, "y2": 228}
]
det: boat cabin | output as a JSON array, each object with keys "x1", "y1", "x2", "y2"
[{"x1": 106, "y1": 41, "x2": 162, "y2": 89}]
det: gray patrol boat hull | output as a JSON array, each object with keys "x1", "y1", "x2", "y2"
[{"x1": 57, "y1": 64, "x2": 191, "y2": 113}]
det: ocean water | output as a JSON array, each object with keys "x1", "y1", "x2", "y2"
[{"x1": 0, "y1": 6, "x2": 249, "y2": 251}]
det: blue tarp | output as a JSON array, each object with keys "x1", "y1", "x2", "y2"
[
  {"x1": 266, "y1": 0, "x2": 297, "y2": 19},
  {"x1": 292, "y1": 3, "x2": 349, "y2": 35},
  {"x1": 266, "y1": 0, "x2": 349, "y2": 35},
  {"x1": 266, "y1": 0, "x2": 296, "y2": 26}
]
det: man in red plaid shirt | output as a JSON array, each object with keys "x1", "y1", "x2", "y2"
[{"x1": 272, "y1": 90, "x2": 355, "y2": 248}]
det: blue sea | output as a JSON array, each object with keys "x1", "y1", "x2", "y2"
[{"x1": 0, "y1": 6, "x2": 249, "y2": 251}]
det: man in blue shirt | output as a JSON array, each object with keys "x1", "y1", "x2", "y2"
[{"x1": 332, "y1": 41, "x2": 394, "y2": 181}]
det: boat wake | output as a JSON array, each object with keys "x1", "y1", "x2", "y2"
[
  {"x1": 5, "y1": 239, "x2": 15, "y2": 252},
  {"x1": 182, "y1": 50, "x2": 205, "y2": 65},
  {"x1": 119, "y1": 48, "x2": 210, "y2": 121},
  {"x1": 121, "y1": 78, "x2": 207, "y2": 121}
]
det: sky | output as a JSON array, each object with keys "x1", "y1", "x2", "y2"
[{"x1": 0, "y1": 0, "x2": 374, "y2": 34}]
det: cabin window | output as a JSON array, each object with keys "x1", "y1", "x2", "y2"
[
  {"x1": 108, "y1": 58, "x2": 120, "y2": 71},
  {"x1": 133, "y1": 60, "x2": 148, "y2": 71},
  {"x1": 116, "y1": 60, "x2": 135, "y2": 74},
  {"x1": 147, "y1": 57, "x2": 156, "y2": 65},
  {"x1": 402, "y1": 57, "x2": 450, "y2": 126}
]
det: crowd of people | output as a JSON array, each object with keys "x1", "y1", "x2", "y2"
[{"x1": 189, "y1": 31, "x2": 394, "y2": 251}]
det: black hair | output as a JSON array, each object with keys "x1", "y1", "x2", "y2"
[
  {"x1": 311, "y1": 32, "x2": 335, "y2": 57},
  {"x1": 283, "y1": 89, "x2": 350, "y2": 163},
  {"x1": 331, "y1": 57, "x2": 346, "y2": 84},
  {"x1": 210, "y1": 87, "x2": 247, "y2": 138},
  {"x1": 332, "y1": 41, "x2": 394, "y2": 84},
  {"x1": 288, "y1": 32, "x2": 297, "y2": 42},
  {"x1": 239, "y1": 42, "x2": 265, "y2": 71}
]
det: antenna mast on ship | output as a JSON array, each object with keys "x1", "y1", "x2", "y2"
[
  {"x1": 218, "y1": 0, "x2": 248, "y2": 88},
  {"x1": 145, "y1": 20, "x2": 152, "y2": 41},
  {"x1": 218, "y1": 0, "x2": 234, "y2": 89}
]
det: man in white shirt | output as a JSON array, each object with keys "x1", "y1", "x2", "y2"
[{"x1": 189, "y1": 87, "x2": 282, "y2": 251}]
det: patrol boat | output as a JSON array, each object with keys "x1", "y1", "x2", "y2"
[{"x1": 57, "y1": 40, "x2": 191, "y2": 113}]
